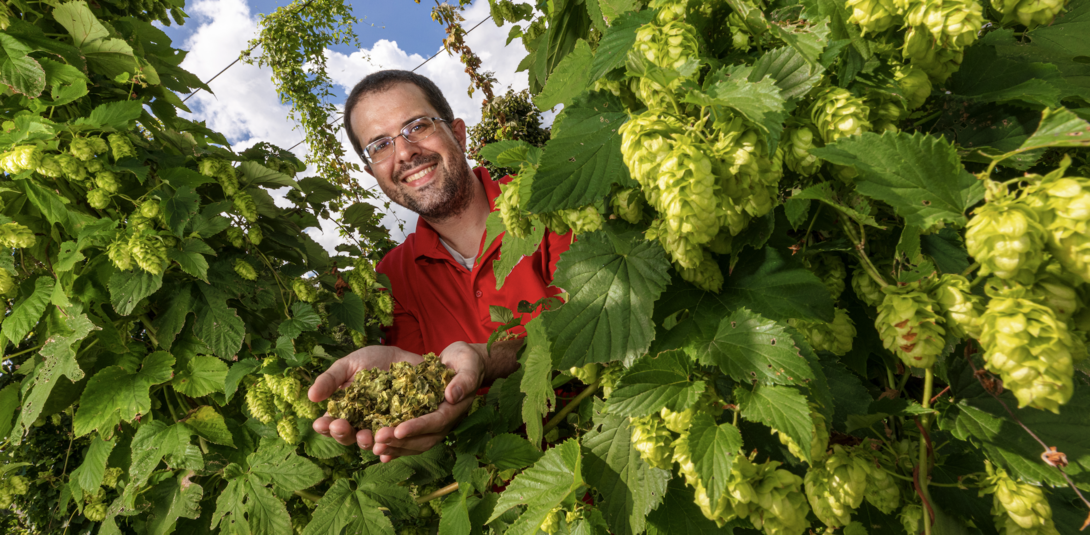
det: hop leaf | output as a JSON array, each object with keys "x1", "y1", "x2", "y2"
[
  {"x1": 772, "y1": 404, "x2": 829, "y2": 464},
  {"x1": 995, "y1": 0, "x2": 1069, "y2": 28}
]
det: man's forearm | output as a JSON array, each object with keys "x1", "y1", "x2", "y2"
[{"x1": 470, "y1": 338, "x2": 523, "y2": 386}]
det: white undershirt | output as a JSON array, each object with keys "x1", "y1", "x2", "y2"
[{"x1": 439, "y1": 238, "x2": 475, "y2": 271}]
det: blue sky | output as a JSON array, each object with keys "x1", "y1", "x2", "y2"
[{"x1": 168, "y1": 0, "x2": 537, "y2": 246}]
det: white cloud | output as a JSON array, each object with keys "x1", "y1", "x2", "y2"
[{"x1": 179, "y1": 0, "x2": 540, "y2": 251}]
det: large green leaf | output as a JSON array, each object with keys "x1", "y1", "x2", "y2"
[
  {"x1": 704, "y1": 68, "x2": 786, "y2": 152},
  {"x1": 146, "y1": 471, "x2": 203, "y2": 535},
  {"x1": 991, "y1": 5, "x2": 1090, "y2": 101},
  {"x1": 85, "y1": 99, "x2": 142, "y2": 130},
  {"x1": 588, "y1": 10, "x2": 655, "y2": 81},
  {"x1": 0, "y1": 383, "x2": 19, "y2": 440},
  {"x1": 489, "y1": 439, "x2": 585, "y2": 535},
  {"x1": 39, "y1": 57, "x2": 88, "y2": 105},
  {"x1": 606, "y1": 350, "x2": 705, "y2": 417},
  {"x1": 21, "y1": 179, "x2": 70, "y2": 229},
  {"x1": 520, "y1": 318, "x2": 555, "y2": 447},
  {"x1": 303, "y1": 475, "x2": 395, "y2": 535},
  {"x1": 646, "y1": 478, "x2": 742, "y2": 535},
  {"x1": 247, "y1": 437, "x2": 324, "y2": 491},
  {"x1": 245, "y1": 479, "x2": 292, "y2": 535},
  {"x1": 1013, "y1": 107, "x2": 1090, "y2": 154},
  {"x1": 52, "y1": 0, "x2": 109, "y2": 46},
  {"x1": 163, "y1": 186, "x2": 200, "y2": 237},
  {"x1": 748, "y1": 46, "x2": 826, "y2": 102},
  {"x1": 1, "y1": 276, "x2": 54, "y2": 346},
  {"x1": 71, "y1": 436, "x2": 115, "y2": 493},
  {"x1": 81, "y1": 38, "x2": 136, "y2": 81},
  {"x1": 14, "y1": 313, "x2": 96, "y2": 439},
  {"x1": 544, "y1": 224, "x2": 671, "y2": 368},
  {"x1": 210, "y1": 477, "x2": 250, "y2": 535},
  {"x1": 0, "y1": 51, "x2": 46, "y2": 98},
  {"x1": 686, "y1": 413, "x2": 743, "y2": 508},
  {"x1": 482, "y1": 434, "x2": 544, "y2": 471},
  {"x1": 327, "y1": 293, "x2": 368, "y2": 332},
  {"x1": 278, "y1": 302, "x2": 321, "y2": 339},
  {"x1": 720, "y1": 247, "x2": 834, "y2": 322},
  {"x1": 690, "y1": 308, "x2": 813, "y2": 386},
  {"x1": 183, "y1": 406, "x2": 235, "y2": 447},
  {"x1": 525, "y1": 92, "x2": 633, "y2": 212},
  {"x1": 73, "y1": 351, "x2": 174, "y2": 437},
  {"x1": 172, "y1": 355, "x2": 226, "y2": 397},
  {"x1": 194, "y1": 291, "x2": 245, "y2": 359},
  {"x1": 495, "y1": 221, "x2": 546, "y2": 290},
  {"x1": 129, "y1": 421, "x2": 194, "y2": 489},
  {"x1": 735, "y1": 384, "x2": 814, "y2": 463},
  {"x1": 814, "y1": 132, "x2": 985, "y2": 227},
  {"x1": 535, "y1": 39, "x2": 594, "y2": 110},
  {"x1": 238, "y1": 161, "x2": 299, "y2": 190},
  {"x1": 582, "y1": 401, "x2": 669, "y2": 535},
  {"x1": 109, "y1": 269, "x2": 163, "y2": 316},
  {"x1": 948, "y1": 43, "x2": 1063, "y2": 107}
]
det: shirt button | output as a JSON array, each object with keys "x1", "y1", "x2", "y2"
[{"x1": 475, "y1": 290, "x2": 483, "y2": 298}]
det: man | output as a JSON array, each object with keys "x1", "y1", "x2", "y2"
[{"x1": 307, "y1": 71, "x2": 570, "y2": 462}]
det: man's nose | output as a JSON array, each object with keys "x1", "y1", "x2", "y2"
[{"x1": 393, "y1": 134, "x2": 423, "y2": 170}]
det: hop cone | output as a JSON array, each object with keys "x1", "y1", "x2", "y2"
[
  {"x1": 1029, "y1": 270, "x2": 1081, "y2": 320},
  {"x1": 862, "y1": 458, "x2": 901, "y2": 514},
  {"x1": 245, "y1": 380, "x2": 277, "y2": 424},
  {"x1": 630, "y1": 415, "x2": 674, "y2": 470},
  {"x1": 904, "y1": 0, "x2": 983, "y2": 49},
  {"x1": 293, "y1": 279, "x2": 317, "y2": 303},
  {"x1": 371, "y1": 291, "x2": 394, "y2": 326},
  {"x1": 85, "y1": 502, "x2": 108, "y2": 522},
  {"x1": 498, "y1": 179, "x2": 531, "y2": 239},
  {"x1": 847, "y1": 0, "x2": 898, "y2": 34},
  {"x1": 966, "y1": 193, "x2": 1047, "y2": 284},
  {"x1": 130, "y1": 236, "x2": 167, "y2": 275},
  {"x1": 805, "y1": 445, "x2": 869, "y2": 527},
  {"x1": 611, "y1": 188, "x2": 645, "y2": 224},
  {"x1": 986, "y1": 465, "x2": 1059, "y2": 535},
  {"x1": 108, "y1": 133, "x2": 137, "y2": 161},
  {"x1": 979, "y1": 282, "x2": 1081, "y2": 413},
  {"x1": 634, "y1": 77, "x2": 677, "y2": 111},
  {"x1": 931, "y1": 273, "x2": 983, "y2": 339},
  {"x1": 783, "y1": 126, "x2": 822, "y2": 176},
  {"x1": 1033, "y1": 174, "x2": 1090, "y2": 284},
  {"x1": 248, "y1": 225, "x2": 263, "y2": 246},
  {"x1": 809, "y1": 254, "x2": 847, "y2": 301},
  {"x1": 292, "y1": 394, "x2": 322, "y2": 420},
  {"x1": 0, "y1": 222, "x2": 36, "y2": 249},
  {"x1": 894, "y1": 64, "x2": 933, "y2": 110},
  {"x1": 710, "y1": 116, "x2": 779, "y2": 233},
  {"x1": 901, "y1": 504, "x2": 924, "y2": 534},
  {"x1": 852, "y1": 264, "x2": 886, "y2": 307},
  {"x1": 570, "y1": 363, "x2": 600, "y2": 385},
  {"x1": 85, "y1": 157, "x2": 106, "y2": 174},
  {"x1": 748, "y1": 460, "x2": 811, "y2": 535},
  {"x1": 772, "y1": 404, "x2": 829, "y2": 463},
  {"x1": 876, "y1": 281, "x2": 946, "y2": 368},
  {"x1": 649, "y1": 0, "x2": 687, "y2": 23},
  {"x1": 653, "y1": 135, "x2": 720, "y2": 264},
  {"x1": 678, "y1": 250, "x2": 724, "y2": 292},
  {"x1": 0, "y1": 270, "x2": 14, "y2": 296},
  {"x1": 139, "y1": 199, "x2": 160, "y2": 219},
  {"x1": 811, "y1": 88, "x2": 872, "y2": 144},
  {"x1": 632, "y1": 20, "x2": 700, "y2": 71},
  {"x1": 36, "y1": 154, "x2": 63, "y2": 178},
  {"x1": 56, "y1": 153, "x2": 86, "y2": 182},
  {"x1": 619, "y1": 111, "x2": 685, "y2": 197},
  {"x1": 87, "y1": 189, "x2": 111, "y2": 209},
  {"x1": 599, "y1": 364, "x2": 624, "y2": 399},
  {"x1": 903, "y1": 27, "x2": 965, "y2": 82},
  {"x1": 69, "y1": 138, "x2": 99, "y2": 161},
  {"x1": 235, "y1": 258, "x2": 258, "y2": 280},
  {"x1": 560, "y1": 205, "x2": 604, "y2": 235},
  {"x1": 661, "y1": 383, "x2": 724, "y2": 434},
  {"x1": 102, "y1": 467, "x2": 122, "y2": 488},
  {"x1": 790, "y1": 308, "x2": 856, "y2": 356},
  {"x1": 94, "y1": 171, "x2": 120, "y2": 193},
  {"x1": 107, "y1": 238, "x2": 133, "y2": 271},
  {"x1": 234, "y1": 191, "x2": 258, "y2": 222},
  {"x1": 995, "y1": 0, "x2": 1068, "y2": 28},
  {"x1": 674, "y1": 436, "x2": 757, "y2": 526},
  {"x1": 226, "y1": 227, "x2": 245, "y2": 248}
]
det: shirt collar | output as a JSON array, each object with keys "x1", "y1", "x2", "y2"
[{"x1": 413, "y1": 166, "x2": 500, "y2": 263}]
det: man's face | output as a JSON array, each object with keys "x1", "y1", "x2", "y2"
[{"x1": 351, "y1": 83, "x2": 475, "y2": 221}]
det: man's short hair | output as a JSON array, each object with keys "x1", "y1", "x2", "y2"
[{"x1": 343, "y1": 70, "x2": 455, "y2": 161}]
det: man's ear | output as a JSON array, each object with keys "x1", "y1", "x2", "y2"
[
  {"x1": 363, "y1": 163, "x2": 374, "y2": 177},
  {"x1": 450, "y1": 118, "x2": 468, "y2": 151}
]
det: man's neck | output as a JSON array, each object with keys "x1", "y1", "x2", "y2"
[{"x1": 422, "y1": 174, "x2": 490, "y2": 260}]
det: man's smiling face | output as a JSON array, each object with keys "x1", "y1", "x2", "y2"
[{"x1": 351, "y1": 82, "x2": 475, "y2": 221}]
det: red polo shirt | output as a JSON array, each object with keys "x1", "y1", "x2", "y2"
[{"x1": 376, "y1": 167, "x2": 572, "y2": 355}]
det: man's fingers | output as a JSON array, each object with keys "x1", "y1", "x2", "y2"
[
  {"x1": 394, "y1": 397, "x2": 473, "y2": 440},
  {"x1": 374, "y1": 438, "x2": 442, "y2": 458},
  {"x1": 309, "y1": 358, "x2": 354, "y2": 403},
  {"x1": 328, "y1": 419, "x2": 359, "y2": 446},
  {"x1": 356, "y1": 428, "x2": 375, "y2": 450},
  {"x1": 313, "y1": 415, "x2": 334, "y2": 435},
  {"x1": 445, "y1": 371, "x2": 479, "y2": 405}
]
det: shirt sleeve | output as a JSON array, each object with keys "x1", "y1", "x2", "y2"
[{"x1": 381, "y1": 292, "x2": 426, "y2": 355}]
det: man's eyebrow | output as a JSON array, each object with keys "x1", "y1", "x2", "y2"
[{"x1": 365, "y1": 115, "x2": 430, "y2": 146}]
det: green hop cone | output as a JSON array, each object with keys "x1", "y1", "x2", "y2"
[
  {"x1": 901, "y1": 503, "x2": 924, "y2": 534},
  {"x1": 810, "y1": 87, "x2": 872, "y2": 144},
  {"x1": 804, "y1": 445, "x2": 868, "y2": 527},
  {"x1": 277, "y1": 414, "x2": 300, "y2": 445},
  {"x1": 265, "y1": 372, "x2": 301, "y2": 401},
  {"x1": 847, "y1": 0, "x2": 898, "y2": 34},
  {"x1": 808, "y1": 254, "x2": 847, "y2": 301},
  {"x1": 69, "y1": 138, "x2": 98, "y2": 161},
  {"x1": 36, "y1": 154, "x2": 64, "y2": 178},
  {"x1": 569, "y1": 363, "x2": 600, "y2": 385},
  {"x1": 497, "y1": 179, "x2": 531, "y2": 239},
  {"x1": 245, "y1": 380, "x2": 277, "y2": 424},
  {"x1": 94, "y1": 171, "x2": 120, "y2": 193},
  {"x1": 139, "y1": 199, "x2": 160, "y2": 219},
  {"x1": 995, "y1": 0, "x2": 1067, "y2": 28},
  {"x1": 852, "y1": 264, "x2": 886, "y2": 307},
  {"x1": 966, "y1": 192, "x2": 1047, "y2": 284},
  {"x1": 979, "y1": 281, "x2": 1081, "y2": 413},
  {"x1": 656, "y1": 135, "x2": 720, "y2": 251},
  {"x1": 85, "y1": 157, "x2": 106, "y2": 174},
  {"x1": 649, "y1": 0, "x2": 687, "y2": 23},
  {"x1": 130, "y1": 236, "x2": 167, "y2": 275},
  {"x1": 986, "y1": 464, "x2": 1060, "y2": 535},
  {"x1": 56, "y1": 153, "x2": 87, "y2": 182},
  {"x1": 1029, "y1": 270, "x2": 1081, "y2": 320},
  {"x1": 85, "y1": 502, "x2": 108, "y2": 522},
  {"x1": 233, "y1": 191, "x2": 258, "y2": 223},
  {"x1": 108, "y1": 133, "x2": 137, "y2": 161},
  {"x1": 0, "y1": 270, "x2": 14, "y2": 296},
  {"x1": 87, "y1": 188, "x2": 112, "y2": 209},
  {"x1": 0, "y1": 222, "x2": 36, "y2": 248},
  {"x1": 747, "y1": 460, "x2": 811, "y2": 535},
  {"x1": 225, "y1": 226, "x2": 245, "y2": 248},
  {"x1": 599, "y1": 364, "x2": 624, "y2": 398},
  {"x1": 371, "y1": 291, "x2": 394, "y2": 326},
  {"x1": 1034, "y1": 174, "x2": 1090, "y2": 284},
  {"x1": 678, "y1": 249, "x2": 724, "y2": 293},
  {"x1": 293, "y1": 279, "x2": 317, "y2": 303},
  {"x1": 931, "y1": 273, "x2": 983, "y2": 338},
  {"x1": 536, "y1": 211, "x2": 570, "y2": 235},
  {"x1": 539, "y1": 507, "x2": 562, "y2": 535},
  {"x1": 8, "y1": 475, "x2": 28, "y2": 495},
  {"x1": 894, "y1": 64, "x2": 933, "y2": 110},
  {"x1": 783, "y1": 126, "x2": 822, "y2": 177},
  {"x1": 876, "y1": 281, "x2": 946, "y2": 368},
  {"x1": 611, "y1": 187, "x2": 645, "y2": 224},
  {"x1": 107, "y1": 238, "x2": 133, "y2": 271},
  {"x1": 772, "y1": 404, "x2": 829, "y2": 463},
  {"x1": 248, "y1": 225, "x2": 263, "y2": 246},
  {"x1": 904, "y1": 0, "x2": 983, "y2": 49},
  {"x1": 1, "y1": 145, "x2": 42, "y2": 174},
  {"x1": 673, "y1": 434, "x2": 755, "y2": 526},
  {"x1": 559, "y1": 205, "x2": 604, "y2": 235},
  {"x1": 789, "y1": 308, "x2": 856, "y2": 356},
  {"x1": 102, "y1": 467, "x2": 122, "y2": 488},
  {"x1": 630, "y1": 415, "x2": 674, "y2": 470},
  {"x1": 235, "y1": 258, "x2": 258, "y2": 280},
  {"x1": 661, "y1": 383, "x2": 724, "y2": 434},
  {"x1": 710, "y1": 115, "x2": 779, "y2": 229},
  {"x1": 632, "y1": 19, "x2": 700, "y2": 71},
  {"x1": 619, "y1": 111, "x2": 685, "y2": 195},
  {"x1": 903, "y1": 27, "x2": 965, "y2": 82},
  {"x1": 292, "y1": 394, "x2": 322, "y2": 420},
  {"x1": 861, "y1": 455, "x2": 901, "y2": 514}
]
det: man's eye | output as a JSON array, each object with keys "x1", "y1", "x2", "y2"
[
  {"x1": 408, "y1": 123, "x2": 424, "y2": 134},
  {"x1": 375, "y1": 139, "x2": 392, "y2": 151}
]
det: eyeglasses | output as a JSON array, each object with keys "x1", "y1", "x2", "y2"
[{"x1": 362, "y1": 116, "x2": 448, "y2": 165}]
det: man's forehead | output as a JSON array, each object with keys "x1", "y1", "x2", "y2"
[{"x1": 355, "y1": 83, "x2": 438, "y2": 139}]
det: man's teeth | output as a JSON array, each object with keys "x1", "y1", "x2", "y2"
[{"x1": 404, "y1": 165, "x2": 434, "y2": 183}]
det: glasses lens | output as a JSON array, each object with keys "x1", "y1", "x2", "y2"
[
  {"x1": 403, "y1": 117, "x2": 436, "y2": 142},
  {"x1": 366, "y1": 137, "x2": 394, "y2": 164}
]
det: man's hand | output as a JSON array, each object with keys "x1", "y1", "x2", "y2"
[{"x1": 308, "y1": 342, "x2": 484, "y2": 462}]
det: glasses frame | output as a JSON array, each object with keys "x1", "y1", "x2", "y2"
[{"x1": 362, "y1": 116, "x2": 448, "y2": 166}]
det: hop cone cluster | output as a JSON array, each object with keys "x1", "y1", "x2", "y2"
[
  {"x1": 852, "y1": 264, "x2": 886, "y2": 307},
  {"x1": 847, "y1": 0, "x2": 898, "y2": 34},
  {"x1": 876, "y1": 281, "x2": 946, "y2": 368},
  {"x1": 1029, "y1": 172, "x2": 1090, "y2": 284},
  {"x1": 789, "y1": 308, "x2": 856, "y2": 356},
  {"x1": 966, "y1": 194, "x2": 1047, "y2": 284},
  {"x1": 979, "y1": 282, "x2": 1082, "y2": 413},
  {"x1": 810, "y1": 88, "x2": 872, "y2": 144},
  {"x1": 986, "y1": 465, "x2": 1059, "y2": 535},
  {"x1": 771, "y1": 404, "x2": 829, "y2": 463},
  {"x1": 630, "y1": 414, "x2": 674, "y2": 470},
  {"x1": 326, "y1": 353, "x2": 455, "y2": 433},
  {"x1": 804, "y1": 445, "x2": 870, "y2": 527},
  {"x1": 0, "y1": 222, "x2": 36, "y2": 249},
  {"x1": 995, "y1": 0, "x2": 1068, "y2": 28}
]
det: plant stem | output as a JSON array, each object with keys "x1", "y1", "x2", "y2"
[
  {"x1": 294, "y1": 489, "x2": 322, "y2": 503},
  {"x1": 139, "y1": 315, "x2": 159, "y2": 346},
  {"x1": 842, "y1": 220, "x2": 889, "y2": 288},
  {"x1": 5, "y1": 343, "x2": 45, "y2": 360},
  {"x1": 960, "y1": 262, "x2": 980, "y2": 278},
  {"x1": 543, "y1": 378, "x2": 600, "y2": 434},
  {"x1": 416, "y1": 481, "x2": 459, "y2": 504},
  {"x1": 919, "y1": 367, "x2": 935, "y2": 535}
]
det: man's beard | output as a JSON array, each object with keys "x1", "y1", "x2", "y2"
[{"x1": 390, "y1": 153, "x2": 475, "y2": 221}]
